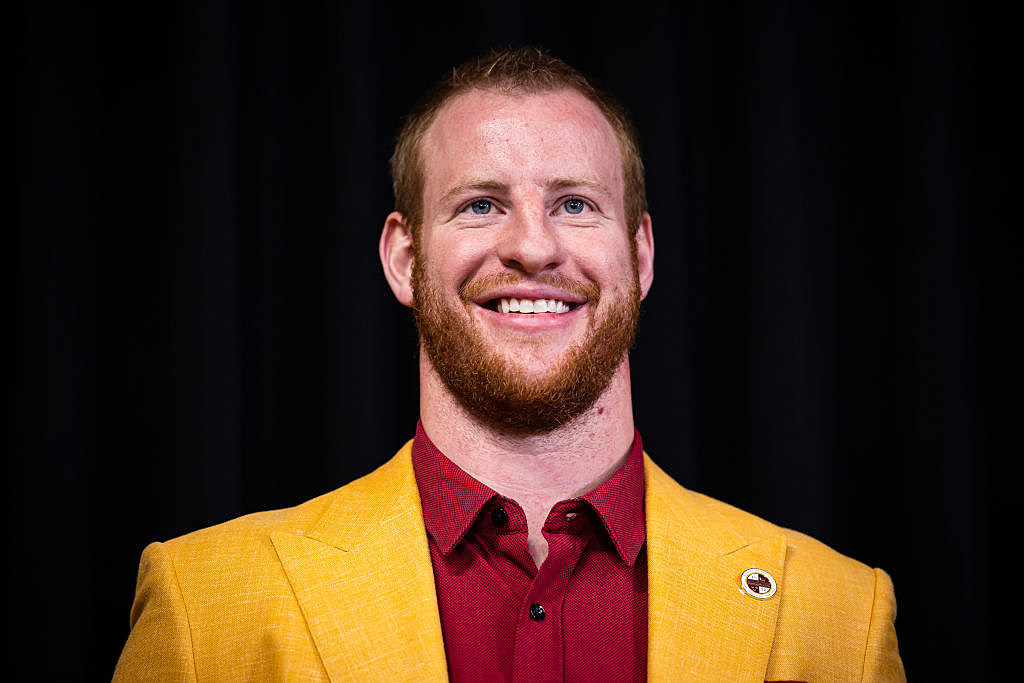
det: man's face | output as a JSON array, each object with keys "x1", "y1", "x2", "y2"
[{"x1": 409, "y1": 88, "x2": 652, "y2": 433}]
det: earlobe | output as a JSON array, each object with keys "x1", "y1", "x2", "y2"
[
  {"x1": 636, "y1": 212, "x2": 655, "y2": 300},
  {"x1": 380, "y1": 212, "x2": 416, "y2": 307}
]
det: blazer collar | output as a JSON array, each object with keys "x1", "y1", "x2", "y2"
[
  {"x1": 645, "y1": 455, "x2": 786, "y2": 682},
  {"x1": 270, "y1": 441, "x2": 448, "y2": 682}
]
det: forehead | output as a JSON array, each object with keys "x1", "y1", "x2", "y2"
[{"x1": 419, "y1": 88, "x2": 623, "y2": 205}]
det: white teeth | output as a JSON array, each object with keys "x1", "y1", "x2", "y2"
[{"x1": 496, "y1": 297, "x2": 573, "y2": 314}]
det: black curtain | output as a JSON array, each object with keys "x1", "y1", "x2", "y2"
[{"x1": 15, "y1": 1, "x2": 1002, "y2": 679}]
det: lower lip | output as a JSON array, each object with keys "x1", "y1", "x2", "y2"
[{"x1": 475, "y1": 304, "x2": 585, "y2": 330}]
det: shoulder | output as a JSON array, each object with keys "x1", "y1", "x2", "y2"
[
  {"x1": 644, "y1": 455, "x2": 905, "y2": 680},
  {"x1": 157, "y1": 486, "x2": 335, "y2": 563},
  {"x1": 158, "y1": 442, "x2": 415, "y2": 566},
  {"x1": 116, "y1": 443, "x2": 420, "y2": 680},
  {"x1": 132, "y1": 443, "x2": 418, "y2": 620}
]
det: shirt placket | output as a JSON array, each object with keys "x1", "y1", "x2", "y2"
[{"x1": 510, "y1": 509, "x2": 591, "y2": 683}]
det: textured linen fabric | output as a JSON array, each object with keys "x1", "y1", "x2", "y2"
[
  {"x1": 412, "y1": 423, "x2": 647, "y2": 682},
  {"x1": 114, "y1": 440, "x2": 905, "y2": 681}
]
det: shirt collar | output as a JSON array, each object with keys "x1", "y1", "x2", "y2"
[
  {"x1": 411, "y1": 421, "x2": 646, "y2": 566},
  {"x1": 412, "y1": 421, "x2": 499, "y2": 556},
  {"x1": 580, "y1": 430, "x2": 646, "y2": 566}
]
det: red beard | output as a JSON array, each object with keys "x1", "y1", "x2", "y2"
[{"x1": 412, "y1": 246, "x2": 641, "y2": 434}]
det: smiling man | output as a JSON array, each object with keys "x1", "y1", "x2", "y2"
[{"x1": 115, "y1": 48, "x2": 905, "y2": 681}]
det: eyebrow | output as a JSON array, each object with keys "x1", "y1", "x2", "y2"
[
  {"x1": 440, "y1": 180, "x2": 508, "y2": 204},
  {"x1": 547, "y1": 177, "x2": 615, "y2": 198},
  {"x1": 439, "y1": 177, "x2": 614, "y2": 204}
]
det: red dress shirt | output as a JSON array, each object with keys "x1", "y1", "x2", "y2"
[{"x1": 412, "y1": 422, "x2": 648, "y2": 682}]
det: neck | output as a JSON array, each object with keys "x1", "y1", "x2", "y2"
[{"x1": 418, "y1": 352, "x2": 637, "y2": 567}]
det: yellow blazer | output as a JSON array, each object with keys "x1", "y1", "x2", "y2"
[{"x1": 114, "y1": 443, "x2": 904, "y2": 681}]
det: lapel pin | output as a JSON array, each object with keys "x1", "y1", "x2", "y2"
[{"x1": 740, "y1": 568, "x2": 777, "y2": 599}]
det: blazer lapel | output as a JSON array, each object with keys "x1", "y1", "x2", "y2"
[
  {"x1": 271, "y1": 444, "x2": 448, "y2": 682},
  {"x1": 645, "y1": 456, "x2": 786, "y2": 682}
]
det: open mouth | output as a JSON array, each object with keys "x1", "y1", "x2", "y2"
[{"x1": 483, "y1": 297, "x2": 579, "y2": 314}]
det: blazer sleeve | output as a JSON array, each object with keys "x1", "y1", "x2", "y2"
[
  {"x1": 113, "y1": 542, "x2": 198, "y2": 682},
  {"x1": 862, "y1": 568, "x2": 906, "y2": 682}
]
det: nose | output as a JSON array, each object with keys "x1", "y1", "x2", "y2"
[{"x1": 496, "y1": 206, "x2": 565, "y2": 275}]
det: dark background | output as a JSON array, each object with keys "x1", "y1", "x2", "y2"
[{"x1": 15, "y1": 1, "x2": 1004, "y2": 679}]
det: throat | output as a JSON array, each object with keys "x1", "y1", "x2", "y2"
[{"x1": 527, "y1": 532, "x2": 549, "y2": 569}]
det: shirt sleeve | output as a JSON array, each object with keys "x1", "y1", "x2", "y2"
[{"x1": 113, "y1": 541, "x2": 199, "y2": 682}]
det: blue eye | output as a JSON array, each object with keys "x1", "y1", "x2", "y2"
[
  {"x1": 564, "y1": 198, "x2": 586, "y2": 214},
  {"x1": 470, "y1": 199, "x2": 492, "y2": 214}
]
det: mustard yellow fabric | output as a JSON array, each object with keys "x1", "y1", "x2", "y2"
[{"x1": 114, "y1": 442, "x2": 905, "y2": 681}]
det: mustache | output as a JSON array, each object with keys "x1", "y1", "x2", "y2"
[{"x1": 459, "y1": 272, "x2": 600, "y2": 303}]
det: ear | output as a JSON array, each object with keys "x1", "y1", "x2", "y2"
[
  {"x1": 635, "y1": 212, "x2": 654, "y2": 300},
  {"x1": 380, "y1": 211, "x2": 415, "y2": 308}
]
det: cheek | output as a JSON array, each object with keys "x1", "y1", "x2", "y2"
[
  {"x1": 422, "y1": 233, "x2": 493, "y2": 288},
  {"x1": 574, "y1": 234, "x2": 636, "y2": 285}
]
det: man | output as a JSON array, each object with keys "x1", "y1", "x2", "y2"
[{"x1": 115, "y1": 47, "x2": 904, "y2": 681}]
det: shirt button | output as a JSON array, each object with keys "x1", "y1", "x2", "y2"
[
  {"x1": 491, "y1": 506, "x2": 509, "y2": 527},
  {"x1": 529, "y1": 603, "x2": 545, "y2": 621}
]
